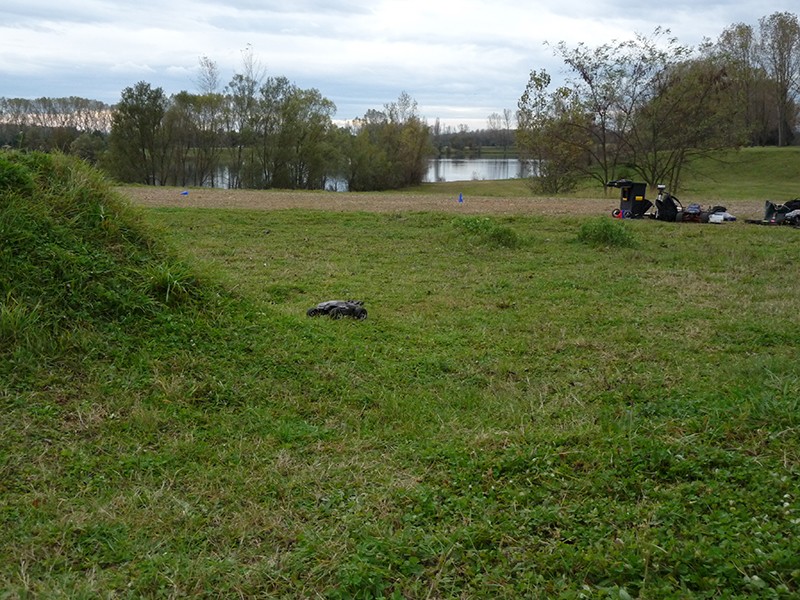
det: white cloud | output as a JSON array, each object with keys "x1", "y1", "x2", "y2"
[{"x1": 0, "y1": 0, "x2": 793, "y2": 127}]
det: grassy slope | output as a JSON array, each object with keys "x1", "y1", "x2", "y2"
[{"x1": 2, "y1": 151, "x2": 800, "y2": 598}]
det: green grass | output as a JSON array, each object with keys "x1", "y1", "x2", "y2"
[
  {"x1": 679, "y1": 147, "x2": 800, "y2": 201},
  {"x1": 2, "y1": 151, "x2": 800, "y2": 598},
  {"x1": 409, "y1": 177, "x2": 533, "y2": 198}
]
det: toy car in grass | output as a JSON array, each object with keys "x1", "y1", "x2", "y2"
[{"x1": 306, "y1": 300, "x2": 367, "y2": 319}]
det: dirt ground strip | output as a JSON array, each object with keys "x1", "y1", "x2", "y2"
[{"x1": 117, "y1": 186, "x2": 767, "y2": 220}]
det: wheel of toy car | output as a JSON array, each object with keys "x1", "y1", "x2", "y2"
[
  {"x1": 612, "y1": 208, "x2": 622, "y2": 218},
  {"x1": 307, "y1": 307, "x2": 321, "y2": 317},
  {"x1": 622, "y1": 210, "x2": 632, "y2": 219}
]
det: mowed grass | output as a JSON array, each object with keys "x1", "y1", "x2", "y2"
[{"x1": 2, "y1": 153, "x2": 800, "y2": 598}]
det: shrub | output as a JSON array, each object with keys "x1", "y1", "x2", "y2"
[{"x1": 484, "y1": 225, "x2": 520, "y2": 248}]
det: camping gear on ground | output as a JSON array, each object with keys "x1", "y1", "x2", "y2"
[
  {"x1": 745, "y1": 199, "x2": 800, "y2": 227},
  {"x1": 306, "y1": 299, "x2": 368, "y2": 319},
  {"x1": 606, "y1": 181, "x2": 736, "y2": 223},
  {"x1": 706, "y1": 206, "x2": 736, "y2": 222},
  {"x1": 655, "y1": 185, "x2": 682, "y2": 222},
  {"x1": 607, "y1": 179, "x2": 652, "y2": 218},
  {"x1": 786, "y1": 209, "x2": 800, "y2": 226},
  {"x1": 683, "y1": 203, "x2": 703, "y2": 223},
  {"x1": 680, "y1": 204, "x2": 736, "y2": 223}
]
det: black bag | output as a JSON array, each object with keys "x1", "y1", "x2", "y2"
[
  {"x1": 655, "y1": 194, "x2": 680, "y2": 222},
  {"x1": 784, "y1": 199, "x2": 800, "y2": 211}
]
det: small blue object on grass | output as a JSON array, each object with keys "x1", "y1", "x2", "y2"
[
  {"x1": 458, "y1": 193, "x2": 463, "y2": 204},
  {"x1": 180, "y1": 190, "x2": 189, "y2": 196}
]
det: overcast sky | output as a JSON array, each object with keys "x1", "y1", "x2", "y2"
[{"x1": 1, "y1": 1, "x2": 795, "y2": 129}]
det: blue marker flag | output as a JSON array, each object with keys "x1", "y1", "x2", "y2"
[{"x1": 458, "y1": 193, "x2": 463, "y2": 203}]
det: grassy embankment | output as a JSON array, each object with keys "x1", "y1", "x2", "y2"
[{"x1": 1, "y1": 149, "x2": 799, "y2": 598}]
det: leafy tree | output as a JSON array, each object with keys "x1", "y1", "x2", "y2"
[
  {"x1": 712, "y1": 23, "x2": 775, "y2": 145},
  {"x1": 342, "y1": 120, "x2": 390, "y2": 191},
  {"x1": 519, "y1": 29, "x2": 742, "y2": 193},
  {"x1": 69, "y1": 131, "x2": 107, "y2": 164},
  {"x1": 757, "y1": 12, "x2": 800, "y2": 146},
  {"x1": 517, "y1": 69, "x2": 584, "y2": 193},
  {"x1": 388, "y1": 92, "x2": 431, "y2": 187},
  {"x1": 549, "y1": 38, "x2": 635, "y2": 186},
  {"x1": 162, "y1": 91, "x2": 198, "y2": 186},
  {"x1": 186, "y1": 57, "x2": 227, "y2": 186},
  {"x1": 343, "y1": 93, "x2": 432, "y2": 191},
  {"x1": 107, "y1": 82, "x2": 170, "y2": 184},
  {"x1": 189, "y1": 92, "x2": 226, "y2": 187},
  {"x1": 223, "y1": 72, "x2": 260, "y2": 189},
  {"x1": 250, "y1": 75, "x2": 292, "y2": 188},
  {"x1": 276, "y1": 86, "x2": 338, "y2": 189},
  {"x1": 626, "y1": 54, "x2": 743, "y2": 191},
  {"x1": 223, "y1": 48, "x2": 265, "y2": 188},
  {"x1": 223, "y1": 75, "x2": 339, "y2": 190}
]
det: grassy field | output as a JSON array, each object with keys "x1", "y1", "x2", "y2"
[{"x1": 2, "y1": 151, "x2": 800, "y2": 598}]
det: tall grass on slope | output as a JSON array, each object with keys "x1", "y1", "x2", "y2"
[{"x1": 0, "y1": 151, "x2": 208, "y2": 386}]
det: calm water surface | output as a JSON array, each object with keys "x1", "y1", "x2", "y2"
[
  {"x1": 426, "y1": 158, "x2": 534, "y2": 183},
  {"x1": 203, "y1": 158, "x2": 533, "y2": 189}
]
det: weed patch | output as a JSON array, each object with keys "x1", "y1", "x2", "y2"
[
  {"x1": 577, "y1": 216, "x2": 637, "y2": 248},
  {"x1": 452, "y1": 215, "x2": 521, "y2": 248}
]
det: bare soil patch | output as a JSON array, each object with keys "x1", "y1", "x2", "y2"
[{"x1": 117, "y1": 186, "x2": 765, "y2": 219}]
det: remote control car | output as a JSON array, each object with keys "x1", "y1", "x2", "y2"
[{"x1": 306, "y1": 299, "x2": 367, "y2": 320}]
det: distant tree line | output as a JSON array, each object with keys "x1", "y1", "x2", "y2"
[
  {"x1": 517, "y1": 11, "x2": 800, "y2": 193},
  {"x1": 103, "y1": 53, "x2": 432, "y2": 191},
  {"x1": 1, "y1": 54, "x2": 431, "y2": 191},
  {"x1": 431, "y1": 109, "x2": 516, "y2": 159},
  {"x1": 0, "y1": 96, "x2": 111, "y2": 162}
]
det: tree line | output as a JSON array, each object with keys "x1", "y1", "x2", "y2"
[
  {"x1": 1, "y1": 54, "x2": 431, "y2": 191},
  {"x1": 0, "y1": 96, "x2": 111, "y2": 162},
  {"x1": 107, "y1": 50, "x2": 432, "y2": 192},
  {"x1": 517, "y1": 11, "x2": 800, "y2": 193},
  {"x1": 3, "y1": 12, "x2": 799, "y2": 193}
]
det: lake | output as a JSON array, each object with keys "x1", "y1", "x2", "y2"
[
  {"x1": 426, "y1": 158, "x2": 535, "y2": 183},
  {"x1": 202, "y1": 158, "x2": 534, "y2": 190}
]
